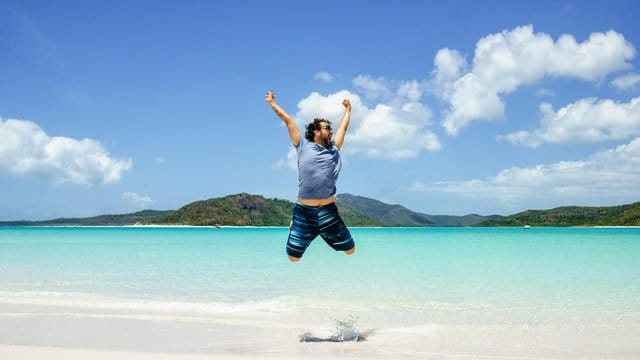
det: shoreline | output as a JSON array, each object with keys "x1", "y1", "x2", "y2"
[
  {"x1": 2, "y1": 224, "x2": 639, "y2": 228},
  {"x1": 2, "y1": 299, "x2": 639, "y2": 360}
]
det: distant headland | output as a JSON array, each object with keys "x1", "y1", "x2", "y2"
[{"x1": 1, "y1": 193, "x2": 638, "y2": 227}]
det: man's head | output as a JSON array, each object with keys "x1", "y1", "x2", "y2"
[{"x1": 305, "y1": 118, "x2": 333, "y2": 147}]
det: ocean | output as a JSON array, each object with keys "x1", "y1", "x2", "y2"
[{"x1": 1, "y1": 226, "x2": 639, "y2": 357}]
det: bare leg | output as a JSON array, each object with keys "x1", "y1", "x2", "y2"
[{"x1": 344, "y1": 247, "x2": 355, "y2": 255}]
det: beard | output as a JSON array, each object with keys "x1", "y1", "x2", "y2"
[{"x1": 320, "y1": 135, "x2": 332, "y2": 148}]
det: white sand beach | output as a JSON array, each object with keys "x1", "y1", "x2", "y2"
[{"x1": 2, "y1": 302, "x2": 639, "y2": 360}]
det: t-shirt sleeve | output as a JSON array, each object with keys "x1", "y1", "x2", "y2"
[{"x1": 296, "y1": 137, "x2": 306, "y2": 150}]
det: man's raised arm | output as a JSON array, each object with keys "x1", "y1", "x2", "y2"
[
  {"x1": 334, "y1": 99, "x2": 351, "y2": 151},
  {"x1": 265, "y1": 91, "x2": 300, "y2": 147}
]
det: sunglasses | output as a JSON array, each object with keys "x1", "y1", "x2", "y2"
[{"x1": 319, "y1": 125, "x2": 332, "y2": 131}]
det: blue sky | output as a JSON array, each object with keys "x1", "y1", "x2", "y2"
[{"x1": 1, "y1": 0, "x2": 639, "y2": 220}]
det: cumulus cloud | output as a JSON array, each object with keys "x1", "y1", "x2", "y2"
[
  {"x1": 275, "y1": 25, "x2": 636, "y2": 165},
  {"x1": 293, "y1": 89, "x2": 440, "y2": 160},
  {"x1": 501, "y1": 97, "x2": 640, "y2": 147},
  {"x1": 314, "y1": 71, "x2": 333, "y2": 82},
  {"x1": 611, "y1": 72, "x2": 640, "y2": 90},
  {"x1": 430, "y1": 48, "x2": 467, "y2": 99},
  {"x1": 0, "y1": 117, "x2": 132, "y2": 185},
  {"x1": 352, "y1": 75, "x2": 392, "y2": 100},
  {"x1": 407, "y1": 137, "x2": 640, "y2": 208},
  {"x1": 431, "y1": 25, "x2": 636, "y2": 135},
  {"x1": 272, "y1": 147, "x2": 297, "y2": 171},
  {"x1": 122, "y1": 192, "x2": 156, "y2": 209}
]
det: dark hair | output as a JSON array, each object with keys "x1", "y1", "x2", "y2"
[{"x1": 305, "y1": 118, "x2": 332, "y2": 141}]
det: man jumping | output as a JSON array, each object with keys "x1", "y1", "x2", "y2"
[{"x1": 265, "y1": 91, "x2": 356, "y2": 262}]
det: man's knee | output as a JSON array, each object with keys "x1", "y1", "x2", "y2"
[
  {"x1": 344, "y1": 246, "x2": 355, "y2": 255},
  {"x1": 288, "y1": 255, "x2": 301, "y2": 262}
]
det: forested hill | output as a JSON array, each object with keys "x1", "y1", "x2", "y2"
[
  {"x1": 336, "y1": 193, "x2": 499, "y2": 226},
  {"x1": 0, "y1": 210, "x2": 173, "y2": 226},
  {"x1": 3, "y1": 194, "x2": 639, "y2": 227},
  {"x1": 478, "y1": 202, "x2": 640, "y2": 226},
  {"x1": 153, "y1": 193, "x2": 385, "y2": 226}
]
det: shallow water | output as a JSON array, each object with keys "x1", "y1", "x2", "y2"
[{"x1": 1, "y1": 226, "x2": 639, "y2": 355}]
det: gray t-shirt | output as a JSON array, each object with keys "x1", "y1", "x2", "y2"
[{"x1": 296, "y1": 137, "x2": 342, "y2": 199}]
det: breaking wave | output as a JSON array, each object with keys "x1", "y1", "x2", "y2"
[{"x1": 299, "y1": 317, "x2": 371, "y2": 342}]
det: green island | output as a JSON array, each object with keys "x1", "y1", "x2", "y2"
[
  {"x1": 154, "y1": 193, "x2": 384, "y2": 227},
  {"x1": 478, "y1": 202, "x2": 640, "y2": 227},
  {"x1": 1, "y1": 193, "x2": 638, "y2": 227}
]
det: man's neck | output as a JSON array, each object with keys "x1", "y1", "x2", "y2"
[{"x1": 314, "y1": 138, "x2": 331, "y2": 148}]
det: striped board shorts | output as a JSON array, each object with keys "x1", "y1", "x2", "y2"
[{"x1": 286, "y1": 202, "x2": 355, "y2": 259}]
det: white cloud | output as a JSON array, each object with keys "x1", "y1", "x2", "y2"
[
  {"x1": 293, "y1": 90, "x2": 440, "y2": 160},
  {"x1": 122, "y1": 192, "x2": 156, "y2": 209},
  {"x1": 407, "y1": 137, "x2": 640, "y2": 209},
  {"x1": 611, "y1": 72, "x2": 640, "y2": 90},
  {"x1": 432, "y1": 25, "x2": 636, "y2": 135},
  {"x1": 396, "y1": 80, "x2": 424, "y2": 102},
  {"x1": 534, "y1": 88, "x2": 554, "y2": 97},
  {"x1": 0, "y1": 118, "x2": 132, "y2": 185},
  {"x1": 430, "y1": 48, "x2": 466, "y2": 99},
  {"x1": 314, "y1": 71, "x2": 333, "y2": 82},
  {"x1": 272, "y1": 147, "x2": 297, "y2": 171},
  {"x1": 348, "y1": 102, "x2": 440, "y2": 159},
  {"x1": 442, "y1": 73, "x2": 506, "y2": 134},
  {"x1": 501, "y1": 97, "x2": 640, "y2": 147},
  {"x1": 352, "y1": 75, "x2": 392, "y2": 100}
]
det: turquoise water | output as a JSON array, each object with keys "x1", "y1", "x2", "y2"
[{"x1": 1, "y1": 226, "x2": 639, "y2": 327}]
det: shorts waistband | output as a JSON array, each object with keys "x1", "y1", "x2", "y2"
[{"x1": 295, "y1": 202, "x2": 336, "y2": 209}]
